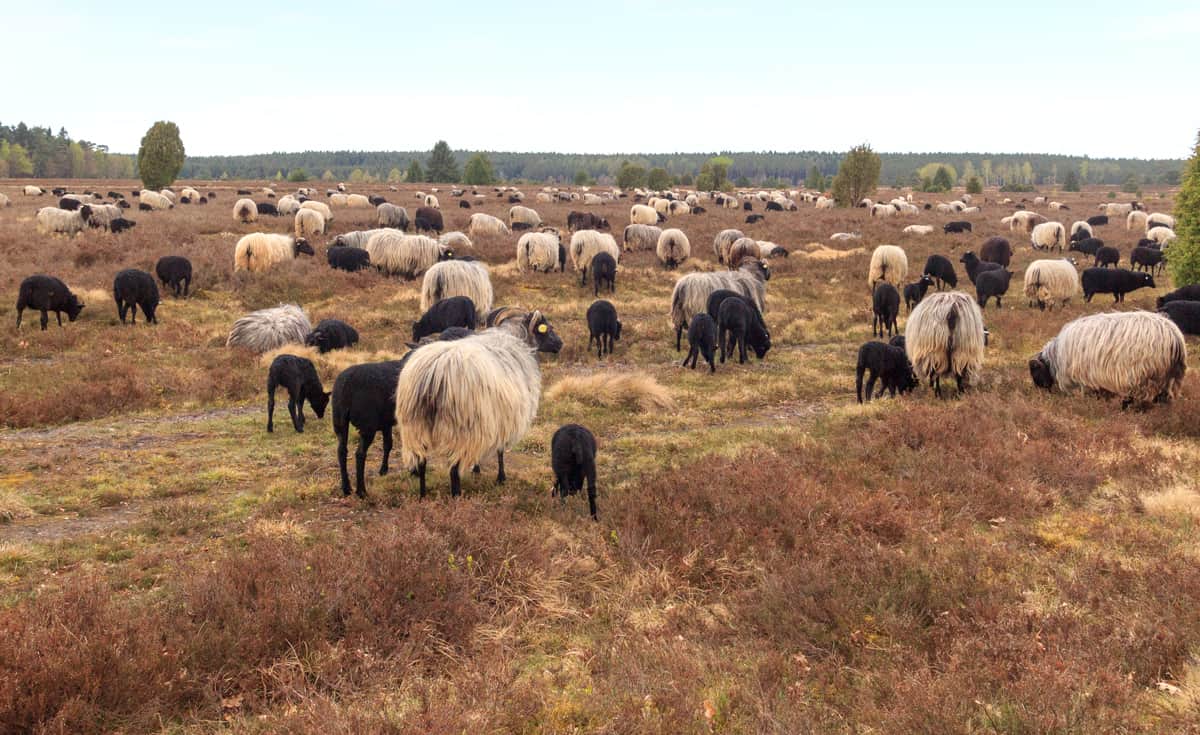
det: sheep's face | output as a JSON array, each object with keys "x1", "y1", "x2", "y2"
[
  {"x1": 66, "y1": 298, "x2": 85, "y2": 322},
  {"x1": 530, "y1": 315, "x2": 563, "y2": 354},
  {"x1": 1140, "y1": 273, "x2": 1156, "y2": 288},
  {"x1": 1029, "y1": 356, "x2": 1054, "y2": 390},
  {"x1": 613, "y1": 321, "x2": 622, "y2": 341},
  {"x1": 79, "y1": 205, "x2": 93, "y2": 220},
  {"x1": 310, "y1": 391, "x2": 331, "y2": 419},
  {"x1": 294, "y1": 239, "x2": 315, "y2": 257},
  {"x1": 888, "y1": 335, "x2": 906, "y2": 350}
]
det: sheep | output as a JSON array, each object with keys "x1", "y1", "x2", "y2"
[
  {"x1": 365, "y1": 231, "x2": 449, "y2": 278},
  {"x1": 155, "y1": 255, "x2": 192, "y2": 297},
  {"x1": 516, "y1": 231, "x2": 562, "y2": 273},
  {"x1": 923, "y1": 254, "x2": 958, "y2": 290},
  {"x1": 420, "y1": 259, "x2": 493, "y2": 318},
  {"x1": 1131, "y1": 246, "x2": 1166, "y2": 275},
  {"x1": 870, "y1": 203, "x2": 896, "y2": 218},
  {"x1": 109, "y1": 217, "x2": 137, "y2": 233},
  {"x1": 266, "y1": 355, "x2": 330, "y2": 433},
  {"x1": 234, "y1": 233, "x2": 315, "y2": 273},
  {"x1": 482, "y1": 308, "x2": 564, "y2": 355},
  {"x1": 347, "y1": 193, "x2": 371, "y2": 208},
  {"x1": 905, "y1": 291, "x2": 986, "y2": 397},
  {"x1": 669, "y1": 200, "x2": 691, "y2": 216},
  {"x1": 974, "y1": 268, "x2": 1013, "y2": 309},
  {"x1": 829, "y1": 232, "x2": 862, "y2": 242},
  {"x1": 82, "y1": 203, "x2": 123, "y2": 231},
  {"x1": 1086, "y1": 215, "x2": 1109, "y2": 227},
  {"x1": 550, "y1": 424, "x2": 599, "y2": 519},
  {"x1": 1029, "y1": 311, "x2": 1187, "y2": 407},
  {"x1": 727, "y1": 238, "x2": 761, "y2": 269},
  {"x1": 1156, "y1": 285, "x2": 1200, "y2": 309},
  {"x1": 36, "y1": 205, "x2": 92, "y2": 236},
  {"x1": 0, "y1": 192, "x2": 9, "y2": 207},
  {"x1": 300, "y1": 200, "x2": 334, "y2": 223},
  {"x1": 1104, "y1": 202, "x2": 1133, "y2": 217},
  {"x1": 113, "y1": 269, "x2": 160, "y2": 325},
  {"x1": 1146, "y1": 226, "x2": 1176, "y2": 246},
  {"x1": 904, "y1": 274, "x2": 934, "y2": 312},
  {"x1": 683, "y1": 313, "x2": 719, "y2": 372},
  {"x1": 233, "y1": 198, "x2": 258, "y2": 223},
  {"x1": 630, "y1": 204, "x2": 659, "y2": 225},
  {"x1": 977, "y1": 237, "x2": 1012, "y2": 268},
  {"x1": 872, "y1": 282, "x2": 901, "y2": 338},
  {"x1": 15, "y1": 275, "x2": 85, "y2": 330},
  {"x1": 414, "y1": 206, "x2": 444, "y2": 234},
  {"x1": 1157, "y1": 300, "x2": 1200, "y2": 336},
  {"x1": 1031, "y1": 221, "x2": 1066, "y2": 251},
  {"x1": 590, "y1": 252, "x2": 617, "y2": 296},
  {"x1": 1008, "y1": 211, "x2": 1046, "y2": 232},
  {"x1": 855, "y1": 341, "x2": 917, "y2": 403},
  {"x1": 227, "y1": 304, "x2": 312, "y2": 352},
  {"x1": 332, "y1": 359, "x2": 406, "y2": 497},
  {"x1": 466, "y1": 212, "x2": 508, "y2": 238},
  {"x1": 717, "y1": 295, "x2": 771, "y2": 364},
  {"x1": 569, "y1": 230, "x2": 620, "y2": 284},
  {"x1": 623, "y1": 223, "x2": 662, "y2": 252},
  {"x1": 331, "y1": 229, "x2": 386, "y2": 248},
  {"x1": 23, "y1": 185, "x2": 45, "y2": 196},
  {"x1": 815, "y1": 196, "x2": 835, "y2": 209},
  {"x1": 325, "y1": 246, "x2": 371, "y2": 273},
  {"x1": 959, "y1": 252, "x2": 1003, "y2": 286},
  {"x1": 139, "y1": 190, "x2": 172, "y2": 210},
  {"x1": 508, "y1": 205, "x2": 542, "y2": 231},
  {"x1": 294, "y1": 208, "x2": 326, "y2": 239},
  {"x1": 1070, "y1": 221, "x2": 1093, "y2": 240},
  {"x1": 586, "y1": 299, "x2": 621, "y2": 358},
  {"x1": 329, "y1": 193, "x2": 350, "y2": 207},
  {"x1": 656, "y1": 228, "x2": 691, "y2": 269},
  {"x1": 395, "y1": 327, "x2": 552, "y2": 498},
  {"x1": 943, "y1": 221, "x2": 972, "y2": 234},
  {"x1": 759, "y1": 242, "x2": 789, "y2": 258},
  {"x1": 670, "y1": 259, "x2": 769, "y2": 350},
  {"x1": 1069, "y1": 236, "x2": 1105, "y2": 257},
  {"x1": 413, "y1": 296, "x2": 477, "y2": 341},
  {"x1": 904, "y1": 225, "x2": 934, "y2": 235},
  {"x1": 568, "y1": 211, "x2": 609, "y2": 231},
  {"x1": 57, "y1": 196, "x2": 84, "y2": 210},
  {"x1": 276, "y1": 195, "x2": 301, "y2": 215},
  {"x1": 1146, "y1": 213, "x2": 1175, "y2": 231},
  {"x1": 1080, "y1": 267, "x2": 1154, "y2": 303},
  {"x1": 1023, "y1": 259, "x2": 1080, "y2": 310},
  {"x1": 305, "y1": 319, "x2": 360, "y2": 353},
  {"x1": 377, "y1": 203, "x2": 410, "y2": 230},
  {"x1": 256, "y1": 202, "x2": 281, "y2": 217},
  {"x1": 713, "y1": 229, "x2": 747, "y2": 263},
  {"x1": 868, "y1": 245, "x2": 909, "y2": 290},
  {"x1": 1093, "y1": 245, "x2": 1120, "y2": 268},
  {"x1": 1126, "y1": 210, "x2": 1149, "y2": 230}
]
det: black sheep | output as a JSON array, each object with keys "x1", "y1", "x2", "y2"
[
  {"x1": 872, "y1": 282, "x2": 900, "y2": 338},
  {"x1": 586, "y1": 299, "x2": 621, "y2": 358},
  {"x1": 331, "y1": 360, "x2": 404, "y2": 497},
  {"x1": 943, "y1": 221, "x2": 972, "y2": 234},
  {"x1": 959, "y1": 252, "x2": 1003, "y2": 285},
  {"x1": 196, "y1": 196, "x2": 208, "y2": 205},
  {"x1": 1081, "y1": 267, "x2": 1154, "y2": 303},
  {"x1": 557, "y1": 241, "x2": 568, "y2": 272},
  {"x1": 717, "y1": 295, "x2": 771, "y2": 364},
  {"x1": 980, "y1": 236, "x2": 1012, "y2": 266},
  {"x1": 116, "y1": 199, "x2": 131, "y2": 209},
  {"x1": 1069, "y1": 237, "x2": 1105, "y2": 256},
  {"x1": 106, "y1": 191, "x2": 123, "y2": 199},
  {"x1": 15, "y1": 275, "x2": 85, "y2": 330},
  {"x1": 691, "y1": 205, "x2": 707, "y2": 214},
  {"x1": 414, "y1": 206, "x2": 444, "y2": 234},
  {"x1": 109, "y1": 217, "x2": 136, "y2": 233},
  {"x1": 706, "y1": 289, "x2": 752, "y2": 321},
  {"x1": 743, "y1": 201, "x2": 753, "y2": 211},
  {"x1": 256, "y1": 202, "x2": 279, "y2": 216},
  {"x1": 113, "y1": 269, "x2": 159, "y2": 324},
  {"x1": 207, "y1": 191, "x2": 217, "y2": 199},
  {"x1": 683, "y1": 313, "x2": 718, "y2": 372},
  {"x1": 266, "y1": 354, "x2": 329, "y2": 433},
  {"x1": 412, "y1": 295, "x2": 476, "y2": 341},
  {"x1": 923, "y1": 254, "x2": 957, "y2": 289},
  {"x1": 1156, "y1": 285, "x2": 1200, "y2": 309},
  {"x1": 1158, "y1": 300, "x2": 1200, "y2": 336},
  {"x1": 236, "y1": 188, "x2": 252, "y2": 195},
  {"x1": 888, "y1": 334, "x2": 906, "y2": 350},
  {"x1": 57, "y1": 197, "x2": 82, "y2": 211},
  {"x1": 745, "y1": 214, "x2": 765, "y2": 224},
  {"x1": 138, "y1": 202, "x2": 152, "y2": 211},
  {"x1": 1131, "y1": 246, "x2": 1165, "y2": 275},
  {"x1": 459, "y1": 200, "x2": 471, "y2": 208},
  {"x1": 327, "y1": 246, "x2": 372, "y2": 272},
  {"x1": 1137, "y1": 238, "x2": 1159, "y2": 250},
  {"x1": 368, "y1": 195, "x2": 387, "y2": 206},
  {"x1": 551, "y1": 423, "x2": 598, "y2": 519},
  {"x1": 1069, "y1": 229, "x2": 1092, "y2": 243},
  {"x1": 1094, "y1": 246, "x2": 1120, "y2": 268},
  {"x1": 591, "y1": 252, "x2": 616, "y2": 296},
  {"x1": 855, "y1": 341, "x2": 917, "y2": 403},
  {"x1": 155, "y1": 255, "x2": 192, "y2": 297},
  {"x1": 903, "y1": 274, "x2": 934, "y2": 312},
  {"x1": 1086, "y1": 215, "x2": 1109, "y2": 227},
  {"x1": 306, "y1": 318, "x2": 360, "y2": 353},
  {"x1": 975, "y1": 268, "x2": 1013, "y2": 308},
  {"x1": 765, "y1": 200, "x2": 784, "y2": 212}
]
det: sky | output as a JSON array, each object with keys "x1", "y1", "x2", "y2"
[{"x1": 7, "y1": 1, "x2": 1199, "y2": 159}]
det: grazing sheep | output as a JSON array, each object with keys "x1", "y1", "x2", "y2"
[
  {"x1": 1146, "y1": 226, "x2": 1176, "y2": 246},
  {"x1": 1131, "y1": 246, "x2": 1166, "y2": 275},
  {"x1": 15, "y1": 275, "x2": 85, "y2": 330},
  {"x1": 904, "y1": 274, "x2": 934, "y2": 312},
  {"x1": 591, "y1": 252, "x2": 617, "y2": 296},
  {"x1": 1147, "y1": 213, "x2": 1175, "y2": 231},
  {"x1": 57, "y1": 196, "x2": 83, "y2": 210},
  {"x1": 1023, "y1": 259, "x2": 1080, "y2": 310},
  {"x1": 300, "y1": 199, "x2": 334, "y2": 223},
  {"x1": 855, "y1": 341, "x2": 917, "y2": 403},
  {"x1": 815, "y1": 196, "x2": 835, "y2": 209},
  {"x1": 1159, "y1": 301, "x2": 1200, "y2": 336},
  {"x1": 1094, "y1": 245, "x2": 1120, "y2": 268},
  {"x1": 346, "y1": 193, "x2": 370, "y2": 208},
  {"x1": 139, "y1": 190, "x2": 172, "y2": 210},
  {"x1": 422, "y1": 194, "x2": 440, "y2": 210},
  {"x1": 870, "y1": 203, "x2": 896, "y2": 218},
  {"x1": 1069, "y1": 236, "x2": 1105, "y2": 257},
  {"x1": 420, "y1": 259, "x2": 493, "y2": 318},
  {"x1": 327, "y1": 246, "x2": 372, "y2": 272},
  {"x1": 305, "y1": 319, "x2": 359, "y2": 353},
  {"x1": 670, "y1": 259, "x2": 769, "y2": 350},
  {"x1": 872, "y1": 282, "x2": 901, "y2": 338},
  {"x1": 1081, "y1": 267, "x2": 1154, "y2": 303},
  {"x1": 904, "y1": 224, "x2": 934, "y2": 235},
  {"x1": 586, "y1": 300, "x2": 621, "y2": 358},
  {"x1": 365, "y1": 231, "x2": 449, "y2": 278},
  {"x1": 1157, "y1": 285, "x2": 1200, "y2": 309},
  {"x1": 414, "y1": 206, "x2": 444, "y2": 234},
  {"x1": 630, "y1": 204, "x2": 659, "y2": 225},
  {"x1": 508, "y1": 205, "x2": 542, "y2": 231},
  {"x1": 413, "y1": 295, "x2": 477, "y2": 341},
  {"x1": 550, "y1": 424, "x2": 599, "y2": 519},
  {"x1": 1086, "y1": 215, "x2": 1109, "y2": 227},
  {"x1": 1031, "y1": 221, "x2": 1066, "y2": 251},
  {"x1": 975, "y1": 268, "x2": 1013, "y2": 308},
  {"x1": 1008, "y1": 211, "x2": 1046, "y2": 232},
  {"x1": 266, "y1": 355, "x2": 329, "y2": 433},
  {"x1": 36, "y1": 205, "x2": 93, "y2": 236},
  {"x1": 256, "y1": 201, "x2": 280, "y2": 217},
  {"x1": 745, "y1": 214, "x2": 765, "y2": 224},
  {"x1": 329, "y1": 193, "x2": 350, "y2": 207},
  {"x1": 1030, "y1": 311, "x2": 1186, "y2": 406},
  {"x1": 683, "y1": 313, "x2": 719, "y2": 372},
  {"x1": 868, "y1": 245, "x2": 909, "y2": 290},
  {"x1": 829, "y1": 232, "x2": 862, "y2": 242},
  {"x1": 459, "y1": 200, "x2": 471, "y2": 208},
  {"x1": 727, "y1": 238, "x2": 761, "y2": 269},
  {"x1": 331, "y1": 229, "x2": 387, "y2": 248},
  {"x1": 1127, "y1": 210, "x2": 1149, "y2": 230},
  {"x1": 233, "y1": 198, "x2": 258, "y2": 223},
  {"x1": 713, "y1": 228, "x2": 747, "y2": 263},
  {"x1": 276, "y1": 195, "x2": 301, "y2": 215},
  {"x1": 623, "y1": 223, "x2": 662, "y2": 252},
  {"x1": 517, "y1": 231, "x2": 563, "y2": 273},
  {"x1": 759, "y1": 242, "x2": 789, "y2": 258},
  {"x1": 465, "y1": 212, "x2": 508, "y2": 238},
  {"x1": 23, "y1": 185, "x2": 45, "y2": 196},
  {"x1": 109, "y1": 217, "x2": 137, "y2": 234},
  {"x1": 1070, "y1": 221, "x2": 1093, "y2": 240},
  {"x1": 234, "y1": 233, "x2": 315, "y2": 272},
  {"x1": 377, "y1": 203, "x2": 410, "y2": 230},
  {"x1": 294, "y1": 208, "x2": 326, "y2": 239},
  {"x1": 439, "y1": 232, "x2": 472, "y2": 253},
  {"x1": 227, "y1": 304, "x2": 312, "y2": 352},
  {"x1": 0, "y1": 192, "x2": 9, "y2": 207},
  {"x1": 906, "y1": 291, "x2": 986, "y2": 397},
  {"x1": 923, "y1": 254, "x2": 958, "y2": 290},
  {"x1": 83, "y1": 203, "x2": 124, "y2": 231},
  {"x1": 155, "y1": 256, "x2": 192, "y2": 297},
  {"x1": 568, "y1": 211, "x2": 609, "y2": 231},
  {"x1": 569, "y1": 230, "x2": 620, "y2": 284},
  {"x1": 717, "y1": 295, "x2": 771, "y2": 364},
  {"x1": 332, "y1": 359, "x2": 406, "y2": 497},
  {"x1": 482, "y1": 308, "x2": 564, "y2": 354},
  {"x1": 669, "y1": 200, "x2": 691, "y2": 216},
  {"x1": 943, "y1": 221, "x2": 972, "y2": 234},
  {"x1": 113, "y1": 269, "x2": 160, "y2": 325},
  {"x1": 959, "y1": 252, "x2": 1003, "y2": 285},
  {"x1": 656, "y1": 228, "x2": 691, "y2": 269}
]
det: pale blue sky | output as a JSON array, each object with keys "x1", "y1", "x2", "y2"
[{"x1": 8, "y1": 1, "x2": 1198, "y2": 158}]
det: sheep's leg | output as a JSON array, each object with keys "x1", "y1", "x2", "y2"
[
  {"x1": 706, "y1": 349, "x2": 715, "y2": 373},
  {"x1": 294, "y1": 398, "x2": 306, "y2": 432},
  {"x1": 40, "y1": 310, "x2": 50, "y2": 330},
  {"x1": 379, "y1": 430, "x2": 392, "y2": 476},
  {"x1": 266, "y1": 382, "x2": 277, "y2": 432},
  {"x1": 718, "y1": 327, "x2": 727, "y2": 363},
  {"x1": 450, "y1": 463, "x2": 461, "y2": 498},
  {"x1": 586, "y1": 468, "x2": 598, "y2": 520},
  {"x1": 863, "y1": 372, "x2": 877, "y2": 403},
  {"x1": 288, "y1": 397, "x2": 302, "y2": 432},
  {"x1": 417, "y1": 460, "x2": 427, "y2": 499},
  {"x1": 675, "y1": 321, "x2": 685, "y2": 351},
  {"x1": 738, "y1": 334, "x2": 747, "y2": 364},
  {"x1": 955, "y1": 374, "x2": 965, "y2": 393},
  {"x1": 684, "y1": 346, "x2": 696, "y2": 369},
  {"x1": 117, "y1": 301, "x2": 126, "y2": 324},
  {"x1": 496, "y1": 451, "x2": 506, "y2": 484},
  {"x1": 472, "y1": 464, "x2": 480, "y2": 474},
  {"x1": 336, "y1": 429, "x2": 351, "y2": 495},
  {"x1": 580, "y1": 267, "x2": 587, "y2": 287}
]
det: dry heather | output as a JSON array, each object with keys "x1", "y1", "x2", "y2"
[{"x1": 0, "y1": 178, "x2": 1198, "y2": 733}]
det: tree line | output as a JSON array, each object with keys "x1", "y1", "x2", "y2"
[{"x1": 0, "y1": 121, "x2": 135, "y2": 179}]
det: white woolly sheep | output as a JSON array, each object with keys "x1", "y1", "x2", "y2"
[
  {"x1": 905, "y1": 291, "x2": 986, "y2": 397},
  {"x1": 0, "y1": 192, "x2": 9, "y2": 207},
  {"x1": 140, "y1": 190, "x2": 172, "y2": 210},
  {"x1": 331, "y1": 228, "x2": 386, "y2": 248},
  {"x1": 439, "y1": 231, "x2": 472, "y2": 251},
  {"x1": 1008, "y1": 211, "x2": 1046, "y2": 232},
  {"x1": 815, "y1": 196, "x2": 835, "y2": 209},
  {"x1": 36, "y1": 206, "x2": 93, "y2": 236},
  {"x1": 23, "y1": 185, "x2": 44, "y2": 196},
  {"x1": 623, "y1": 224, "x2": 662, "y2": 252},
  {"x1": 904, "y1": 225, "x2": 934, "y2": 235},
  {"x1": 727, "y1": 237, "x2": 761, "y2": 267},
  {"x1": 1023, "y1": 259, "x2": 1080, "y2": 310},
  {"x1": 668, "y1": 200, "x2": 690, "y2": 216},
  {"x1": 670, "y1": 259, "x2": 770, "y2": 349},
  {"x1": 468, "y1": 212, "x2": 510, "y2": 237},
  {"x1": 656, "y1": 228, "x2": 691, "y2": 269},
  {"x1": 1146, "y1": 226, "x2": 1176, "y2": 246},
  {"x1": 329, "y1": 193, "x2": 350, "y2": 207},
  {"x1": 300, "y1": 200, "x2": 333, "y2": 223},
  {"x1": 1146, "y1": 213, "x2": 1175, "y2": 231},
  {"x1": 295, "y1": 208, "x2": 326, "y2": 239},
  {"x1": 713, "y1": 228, "x2": 746, "y2": 263},
  {"x1": 365, "y1": 232, "x2": 448, "y2": 278},
  {"x1": 180, "y1": 187, "x2": 201, "y2": 202},
  {"x1": 233, "y1": 198, "x2": 258, "y2": 223},
  {"x1": 630, "y1": 204, "x2": 659, "y2": 225},
  {"x1": 569, "y1": 230, "x2": 620, "y2": 283},
  {"x1": 233, "y1": 233, "x2": 315, "y2": 272},
  {"x1": 159, "y1": 189, "x2": 176, "y2": 203},
  {"x1": 86, "y1": 203, "x2": 124, "y2": 230},
  {"x1": 1030, "y1": 221, "x2": 1066, "y2": 251},
  {"x1": 870, "y1": 203, "x2": 896, "y2": 218},
  {"x1": 420, "y1": 259, "x2": 493, "y2": 318},
  {"x1": 1127, "y1": 210, "x2": 1149, "y2": 230},
  {"x1": 868, "y1": 245, "x2": 909, "y2": 290},
  {"x1": 1104, "y1": 202, "x2": 1133, "y2": 217},
  {"x1": 517, "y1": 231, "x2": 563, "y2": 273},
  {"x1": 346, "y1": 194, "x2": 371, "y2": 208},
  {"x1": 584, "y1": 193, "x2": 604, "y2": 206},
  {"x1": 509, "y1": 205, "x2": 542, "y2": 230},
  {"x1": 377, "y1": 203, "x2": 409, "y2": 229},
  {"x1": 276, "y1": 195, "x2": 301, "y2": 215},
  {"x1": 829, "y1": 232, "x2": 861, "y2": 242},
  {"x1": 418, "y1": 194, "x2": 437, "y2": 209},
  {"x1": 227, "y1": 304, "x2": 312, "y2": 352},
  {"x1": 1030, "y1": 311, "x2": 1186, "y2": 406}
]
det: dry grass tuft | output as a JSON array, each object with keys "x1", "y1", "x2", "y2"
[
  {"x1": 1140, "y1": 484, "x2": 1200, "y2": 519},
  {"x1": 545, "y1": 371, "x2": 675, "y2": 411}
]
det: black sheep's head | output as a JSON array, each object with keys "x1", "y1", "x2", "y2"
[
  {"x1": 311, "y1": 390, "x2": 331, "y2": 418},
  {"x1": 752, "y1": 331, "x2": 772, "y2": 360},
  {"x1": 294, "y1": 238, "x2": 315, "y2": 257},
  {"x1": 1140, "y1": 272, "x2": 1156, "y2": 288},
  {"x1": 614, "y1": 320, "x2": 622, "y2": 341},
  {"x1": 66, "y1": 296, "x2": 85, "y2": 322},
  {"x1": 528, "y1": 310, "x2": 563, "y2": 354},
  {"x1": 888, "y1": 334, "x2": 906, "y2": 350},
  {"x1": 79, "y1": 204, "x2": 93, "y2": 220},
  {"x1": 1029, "y1": 355, "x2": 1054, "y2": 390}
]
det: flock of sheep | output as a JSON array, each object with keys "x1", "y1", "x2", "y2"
[{"x1": 9, "y1": 178, "x2": 1197, "y2": 515}]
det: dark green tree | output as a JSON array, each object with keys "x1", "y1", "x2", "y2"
[
  {"x1": 647, "y1": 167, "x2": 672, "y2": 190},
  {"x1": 287, "y1": 168, "x2": 309, "y2": 182},
  {"x1": 426, "y1": 140, "x2": 459, "y2": 183},
  {"x1": 1168, "y1": 131, "x2": 1200, "y2": 286},
  {"x1": 1062, "y1": 170, "x2": 1080, "y2": 192},
  {"x1": 805, "y1": 164, "x2": 826, "y2": 191},
  {"x1": 406, "y1": 159, "x2": 424, "y2": 183},
  {"x1": 462, "y1": 153, "x2": 498, "y2": 185},
  {"x1": 966, "y1": 176, "x2": 983, "y2": 195},
  {"x1": 931, "y1": 165, "x2": 954, "y2": 192},
  {"x1": 616, "y1": 162, "x2": 647, "y2": 189},
  {"x1": 1121, "y1": 173, "x2": 1140, "y2": 193},
  {"x1": 830, "y1": 144, "x2": 881, "y2": 207},
  {"x1": 573, "y1": 169, "x2": 593, "y2": 186},
  {"x1": 136, "y1": 121, "x2": 185, "y2": 189}
]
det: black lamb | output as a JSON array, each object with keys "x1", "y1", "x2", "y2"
[
  {"x1": 975, "y1": 268, "x2": 1013, "y2": 309},
  {"x1": 683, "y1": 312, "x2": 718, "y2": 373},
  {"x1": 745, "y1": 214, "x2": 765, "y2": 224},
  {"x1": 980, "y1": 236, "x2": 1013, "y2": 266},
  {"x1": 1158, "y1": 300, "x2": 1200, "y2": 336},
  {"x1": 1156, "y1": 285, "x2": 1200, "y2": 309},
  {"x1": 412, "y1": 295, "x2": 476, "y2": 341},
  {"x1": 586, "y1": 299, "x2": 621, "y2": 358},
  {"x1": 855, "y1": 341, "x2": 917, "y2": 403},
  {"x1": 327, "y1": 246, "x2": 372, "y2": 272},
  {"x1": 113, "y1": 269, "x2": 160, "y2": 325},
  {"x1": 943, "y1": 221, "x2": 972, "y2": 234},
  {"x1": 331, "y1": 359, "x2": 405, "y2": 496},
  {"x1": 959, "y1": 252, "x2": 1003, "y2": 285},
  {"x1": 717, "y1": 295, "x2": 771, "y2": 364},
  {"x1": 155, "y1": 255, "x2": 192, "y2": 298},
  {"x1": 923, "y1": 254, "x2": 957, "y2": 289},
  {"x1": 306, "y1": 318, "x2": 360, "y2": 353},
  {"x1": 1130, "y1": 246, "x2": 1164, "y2": 274},
  {"x1": 550, "y1": 423, "x2": 598, "y2": 519},
  {"x1": 1069, "y1": 237, "x2": 1105, "y2": 256},
  {"x1": 266, "y1": 354, "x2": 329, "y2": 433},
  {"x1": 1086, "y1": 215, "x2": 1109, "y2": 227},
  {"x1": 1094, "y1": 246, "x2": 1120, "y2": 268},
  {"x1": 15, "y1": 275, "x2": 85, "y2": 330},
  {"x1": 591, "y1": 251, "x2": 616, "y2": 296},
  {"x1": 256, "y1": 202, "x2": 279, "y2": 216},
  {"x1": 109, "y1": 217, "x2": 136, "y2": 233},
  {"x1": 872, "y1": 281, "x2": 900, "y2": 338},
  {"x1": 1081, "y1": 267, "x2": 1154, "y2": 303}
]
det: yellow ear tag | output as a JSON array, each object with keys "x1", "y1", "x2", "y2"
[{"x1": 537, "y1": 323, "x2": 548, "y2": 334}]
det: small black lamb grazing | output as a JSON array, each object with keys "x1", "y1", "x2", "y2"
[
  {"x1": 691, "y1": 205, "x2": 707, "y2": 214},
  {"x1": 979, "y1": 236, "x2": 1013, "y2": 267},
  {"x1": 1137, "y1": 238, "x2": 1159, "y2": 250},
  {"x1": 57, "y1": 197, "x2": 81, "y2": 211},
  {"x1": 138, "y1": 202, "x2": 152, "y2": 211},
  {"x1": 706, "y1": 289, "x2": 745, "y2": 321},
  {"x1": 959, "y1": 252, "x2": 1003, "y2": 285},
  {"x1": 1069, "y1": 228, "x2": 1091, "y2": 243},
  {"x1": 332, "y1": 360, "x2": 404, "y2": 496},
  {"x1": 765, "y1": 200, "x2": 784, "y2": 212},
  {"x1": 196, "y1": 196, "x2": 208, "y2": 205},
  {"x1": 975, "y1": 268, "x2": 1013, "y2": 309},
  {"x1": 923, "y1": 254, "x2": 957, "y2": 289},
  {"x1": 557, "y1": 241, "x2": 568, "y2": 272},
  {"x1": 1158, "y1": 300, "x2": 1200, "y2": 336},
  {"x1": 591, "y1": 251, "x2": 616, "y2": 296},
  {"x1": 1130, "y1": 246, "x2": 1165, "y2": 275},
  {"x1": 683, "y1": 312, "x2": 718, "y2": 373},
  {"x1": 1081, "y1": 267, "x2": 1154, "y2": 303},
  {"x1": 904, "y1": 274, "x2": 934, "y2": 312},
  {"x1": 109, "y1": 217, "x2": 136, "y2": 233},
  {"x1": 1094, "y1": 246, "x2": 1120, "y2": 268},
  {"x1": 15, "y1": 274, "x2": 85, "y2": 330},
  {"x1": 717, "y1": 295, "x2": 771, "y2": 364},
  {"x1": 1156, "y1": 285, "x2": 1200, "y2": 309},
  {"x1": 113, "y1": 269, "x2": 160, "y2": 325},
  {"x1": 888, "y1": 334, "x2": 906, "y2": 350},
  {"x1": 743, "y1": 201, "x2": 753, "y2": 211},
  {"x1": 551, "y1": 423, "x2": 598, "y2": 519},
  {"x1": 412, "y1": 295, "x2": 476, "y2": 341},
  {"x1": 155, "y1": 255, "x2": 192, "y2": 297},
  {"x1": 306, "y1": 318, "x2": 360, "y2": 353},
  {"x1": 236, "y1": 188, "x2": 252, "y2": 195},
  {"x1": 745, "y1": 214, "x2": 765, "y2": 224},
  {"x1": 943, "y1": 221, "x2": 972, "y2": 234},
  {"x1": 872, "y1": 282, "x2": 900, "y2": 338},
  {"x1": 1069, "y1": 237, "x2": 1104, "y2": 256},
  {"x1": 586, "y1": 299, "x2": 622, "y2": 358},
  {"x1": 855, "y1": 341, "x2": 917, "y2": 403},
  {"x1": 256, "y1": 202, "x2": 279, "y2": 216},
  {"x1": 459, "y1": 200, "x2": 471, "y2": 208},
  {"x1": 327, "y1": 246, "x2": 372, "y2": 272},
  {"x1": 266, "y1": 354, "x2": 330, "y2": 433},
  {"x1": 1086, "y1": 215, "x2": 1109, "y2": 227}
]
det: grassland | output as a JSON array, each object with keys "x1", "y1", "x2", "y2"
[{"x1": 2, "y1": 180, "x2": 1199, "y2": 733}]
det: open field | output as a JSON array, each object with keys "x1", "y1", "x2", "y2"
[{"x1": 2, "y1": 180, "x2": 1200, "y2": 733}]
